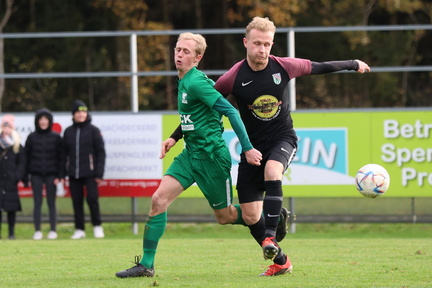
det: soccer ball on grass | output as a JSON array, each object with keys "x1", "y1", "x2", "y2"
[{"x1": 355, "y1": 164, "x2": 390, "y2": 198}]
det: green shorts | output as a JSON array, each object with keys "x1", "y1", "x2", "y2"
[{"x1": 165, "y1": 147, "x2": 233, "y2": 210}]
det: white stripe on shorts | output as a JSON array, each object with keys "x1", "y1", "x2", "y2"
[
  {"x1": 225, "y1": 178, "x2": 232, "y2": 206},
  {"x1": 287, "y1": 147, "x2": 297, "y2": 166}
]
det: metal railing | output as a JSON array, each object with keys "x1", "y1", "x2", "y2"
[{"x1": 1, "y1": 24, "x2": 432, "y2": 112}]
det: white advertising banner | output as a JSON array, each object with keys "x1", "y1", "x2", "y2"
[{"x1": 13, "y1": 112, "x2": 163, "y2": 197}]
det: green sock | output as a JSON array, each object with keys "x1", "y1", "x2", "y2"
[
  {"x1": 140, "y1": 211, "x2": 167, "y2": 268},
  {"x1": 232, "y1": 204, "x2": 246, "y2": 226}
]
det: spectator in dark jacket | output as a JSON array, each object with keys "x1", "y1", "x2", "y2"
[
  {"x1": 63, "y1": 100, "x2": 106, "y2": 239},
  {"x1": 0, "y1": 114, "x2": 26, "y2": 240},
  {"x1": 25, "y1": 108, "x2": 64, "y2": 240}
]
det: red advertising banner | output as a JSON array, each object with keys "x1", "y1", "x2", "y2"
[{"x1": 18, "y1": 179, "x2": 161, "y2": 198}]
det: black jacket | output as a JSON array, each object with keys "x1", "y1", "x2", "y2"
[
  {"x1": 25, "y1": 108, "x2": 64, "y2": 178},
  {"x1": 0, "y1": 131, "x2": 26, "y2": 212},
  {"x1": 63, "y1": 115, "x2": 106, "y2": 179}
]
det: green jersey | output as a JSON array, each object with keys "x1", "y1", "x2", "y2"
[
  {"x1": 177, "y1": 67, "x2": 226, "y2": 159},
  {"x1": 167, "y1": 66, "x2": 254, "y2": 207}
]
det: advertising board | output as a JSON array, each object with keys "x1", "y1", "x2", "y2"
[
  {"x1": 164, "y1": 109, "x2": 432, "y2": 197},
  {"x1": 11, "y1": 109, "x2": 431, "y2": 198},
  {"x1": 14, "y1": 112, "x2": 162, "y2": 197}
]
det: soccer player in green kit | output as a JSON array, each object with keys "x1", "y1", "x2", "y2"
[{"x1": 115, "y1": 32, "x2": 262, "y2": 278}]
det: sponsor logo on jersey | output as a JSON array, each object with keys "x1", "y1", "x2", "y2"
[
  {"x1": 272, "y1": 73, "x2": 281, "y2": 85},
  {"x1": 182, "y1": 92, "x2": 188, "y2": 104},
  {"x1": 247, "y1": 95, "x2": 282, "y2": 121},
  {"x1": 180, "y1": 114, "x2": 192, "y2": 123},
  {"x1": 180, "y1": 114, "x2": 194, "y2": 131}
]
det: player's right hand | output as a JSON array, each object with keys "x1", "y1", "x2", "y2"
[
  {"x1": 160, "y1": 138, "x2": 177, "y2": 159},
  {"x1": 355, "y1": 59, "x2": 371, "y2": 73},
  {"x1": 245, "y1": 148, "x2": 262, "y2": 166}
]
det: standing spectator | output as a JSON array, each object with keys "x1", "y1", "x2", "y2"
[
  {"x1": 25, "y1": 108, "x2": 64, "y2": 240},
  {"x1": 63, "y1": 100, "x2": 106, "y2": 239},
  {"x1": 0, "y1": 114, "x2": 26, "y2": 240}
]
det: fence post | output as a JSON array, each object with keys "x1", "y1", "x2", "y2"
[
  {"x1": 130, "y1": 33, "x2": 139, "y2": 235},
  {"x1": 412, "y1": 197, "x2": 417, "y2": 224},
  {"x1": 289, "y1": 197, "x2": 296, "y2": 233},
  {"x1": 130, "y1": 33, "x2": 139, "y2": 113},
  {"x1": 287, "y1": 28, "x2": 297, "y2": 234},
  {"x1": 288, "y1": 28, "x2": 296, "y2": 112}
]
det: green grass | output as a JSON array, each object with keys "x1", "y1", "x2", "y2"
[{"x1": 1, "y1": 223, "x2": 432, "y2": 287}]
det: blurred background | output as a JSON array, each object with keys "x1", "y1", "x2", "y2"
[{"x1": 1, "y1": 0, "x2": 431, "y2": 112}]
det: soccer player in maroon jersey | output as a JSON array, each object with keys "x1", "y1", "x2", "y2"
[{"x1": 214, "y1": 16, "x2": 370, "y2": 276}]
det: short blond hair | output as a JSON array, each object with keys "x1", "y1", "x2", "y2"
[
  {"x1": 245, "y1": 17, "x2": 276, "y2": 38},
  {"x1": 177, "y1": 32, "x2": 207, "y2": 56}
]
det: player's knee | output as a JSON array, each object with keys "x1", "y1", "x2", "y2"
[
  {"x1": 150, "y1": 193, "x2": 168, "y2": 214},
  {"x1": 242, "y1": 213, "x2": 261, "y2": 225},
  {"x1": 213, "y1": 210, "x2": 234, "y2": 225},
  {"x1": 216, "y1": 215, "x2": 234, "y2": 225},
  {"x1": 215, "y1": 216, "x2": 231, "y2": 225}
]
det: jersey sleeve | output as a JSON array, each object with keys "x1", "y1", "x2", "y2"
[
  {"x1": 311, "y1": 60, "x2": 359, "y2": 74},
  {"x1": 170, "y1": 124, "x2": 183, "y2": 141},
  {"x1": 189, "y1": 74, "x2": 221, "y2": 108},
  {"x1": 271, "y1": 55, "x2": 312, "y2": 79},
  {"x1": 214, "y1": 60, "x2": 244, "y2": 97},
  {"x1": 212, "y1": 96, "x2": 254, "y2": 152}
]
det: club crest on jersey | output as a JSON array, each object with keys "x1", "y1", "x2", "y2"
[
  {"x1": 272, "y1": 73, "x2": 281, "y2": 85},
  {"x1": 182, "y1": 92, "x2": 188, "y2": 104}
]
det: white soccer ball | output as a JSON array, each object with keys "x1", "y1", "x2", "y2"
[{"x1": 355, "y1": 164, "x2": 390, "y2": 198}]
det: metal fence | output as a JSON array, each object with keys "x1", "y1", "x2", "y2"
[{"x1": 2, "y1": 24, "x2": 432, "y2": 112}]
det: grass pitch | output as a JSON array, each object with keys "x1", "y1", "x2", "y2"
[{"x1": 1, "y1": 223, "x2": 431, "y2": 288}]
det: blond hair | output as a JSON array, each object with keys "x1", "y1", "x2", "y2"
[
  {"x1": 0, "y1": 128, "x2": 21, "y2": 154},
  {"x1": 245, "y1": 17, "x2": 276, "y2": 38},
  {"x1": 177, "y1": 32, "x2": 207, "y2": 57}
]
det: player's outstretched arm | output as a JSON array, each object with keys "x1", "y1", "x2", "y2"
[
  {"x1": 354, "y1": 59, "x2": 371, "y2": 73},
  {"x1": 311, "y1": 60, "x2": 370, "y2": 75}
]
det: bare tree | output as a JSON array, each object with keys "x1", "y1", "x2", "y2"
[{"x1": 0, "y1": 0, "x2": 15, "y2": 112}]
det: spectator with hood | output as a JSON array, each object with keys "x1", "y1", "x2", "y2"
[
  {"x1": 25, "y1": 108, "x2": 64, "y2": 240},
  {"x1": 63, "y1": 100, "x2": 106, "y2": 239},
  {"x1": 0, "y1": 114, "x2": 26, "y2": 240}
]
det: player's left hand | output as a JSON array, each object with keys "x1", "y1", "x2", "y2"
[
  {"x1": 160, "y1": 137, "x2": 177, "y2": 159},
  {"x1": 355, "y1": 59, "x2": 371, "y2": 73},
  {"x1": 245, "y1": 148, "x2": 262, "y2": 166}
]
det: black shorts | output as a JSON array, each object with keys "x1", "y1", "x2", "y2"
[{"x1": 236, "y1": 140, "x2": 297, "y2": 203}]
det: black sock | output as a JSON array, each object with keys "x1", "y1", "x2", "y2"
[
  {"x1": 247, "y1": 216, "x2": 265, "y2": 245},
  {"x1": 273, "y1": 250, "x2": 286, "y2": 265},
  {"x1": 263, "y1": 180, "x2": 283, "y2": 238}
]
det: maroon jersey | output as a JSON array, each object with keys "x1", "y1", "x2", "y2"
[{"x1": 215, "y1": 55, "x2": 311, "y2": 150}]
